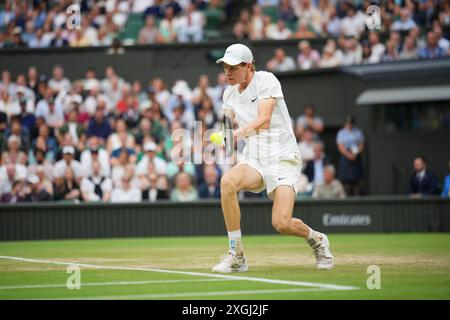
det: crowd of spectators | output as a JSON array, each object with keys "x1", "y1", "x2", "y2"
[
  {"x1": 1, "y1": 0, "x2": 449, "y2": 66},
  {"x1": 0, "y1": 64, "x2": 233, "y2": 203},
  {"x1": 0, "y1": 0, "x2": 232, "y2": 48}
]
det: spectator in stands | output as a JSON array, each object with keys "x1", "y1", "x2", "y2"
[
  {"x1": 1, "y1": 134, "x2": 27, "y2": 165},
  {"x1": 368, "y1": 32, "x2": 386, "y2": 63},
  {"x1": 389, "y1": 31, "x2": 403, "y2": 55},
  {"x1": 295, "y1": 104, "x2": 324, "y2": 140},
  {"x1": 17, "y1": 92, "x2": 36, "y2": 132},
  {"x1": 167, "y1": 150, "x2": 196, "y2": 179},
  {"x1": 341, "y1": 36, "x2": 362, "y2": 66},
  {"x1": 381, "y1": 39, "x2": 399, "y2": 62},
  {"x1": 312, "y1": 165, "x2": 346, "y2": 199},
  {"x1": 292, "y1": 0, "x2": 322, "y2": 34},
  {"x1": 31, "y1": 127, "x2": 54, "y2": 160},
  {"x1": 54, "y1": 167, "x2": 82, "y2": 202},
  {"x1": 249, "y1": 4, "x2": 265, "y2": 40},
  {"x1": 318, "y1": 41, "x2": 342, "y2": 68},
  {"x1": 418, "y1": 31, "x2": 448, "y2": 59},
  {"x1": 278, "y1": 0, "x2": 297, "y2": 26},
  {"x1": 433, "y1": 23, "x2": 450, "y2": 53},
  {"x1": 339, "y1": 3, "x2": 366, "y2": 37},
  {"x1": 441, "y1": 161, "x2": 450, "y2": 198},
  {"x1": 138, "y1": 16, "x2": 158, "y2": 45},
  {"x1": 391, "y1": 7, "x2": 417, "y2": 32},
  {"x1": 35, "y1": 90, "x2": 64, "y2": 129},
  {"x1": 156, "y1": 7, "x2": 178, "y2": 44},
  {"x1": 326, "y1": 5, "x2": 341, "y2": 37},
  {"x1": 266, "y1": 19, "x2": 292, "y2": 40},
  {"x1": 50, "y1": 28, "x2": 69, "y2": 48},
  {"x1": 211, "y1": 72, "x2": 228, "y2": 116},
  {"x1": 304, "y1": 141, "x2": 330, "y2": 187},
  {"x1": 48, "y1": 65, "x2": 71, "y2": 94},
  {"x1": 111, "y1": 172, "x2": 142, "y2": 203},
  {"x1": 407, "y1": 156, "x2": 439, "y2": 197},
  {"x1": 54, "y1": 145, "x2": 85, "y2": 185},
  {"x1": 398, "y1": 36, "x2": 418, "y2": 61},
  {"x1": 336, "y1": 115, "x2": 365, "y2": 196},
  {"x1": 22, "y1": 174, "x2": 52, "y2": 202},
  {"x1": 292, "y1": 20, "x2": 316, "y2": 39},
  {"x1": 0, "y1": 163, "x2": 27, "y2": 200},
  {"x1": 0, "y1": 89, "x2": 19, "y2": 121},
  {"x1": 87, "y1": 107, "x2": 113, "y2": 143},
  {"x1": 34, "y1": 165, "x2": 53, "y2": 197},
  {"x1": 6, "y1": 116, "x2": 30, "y2": 153},
  {"x1": 266, "y1": 48, "x2": 296, "y2": 72},
  {"x1": 28, "y1": 28, "x2": 48, "y2": 48},
  {"x1": 81, "y1": 160, "x2": 113, "y2": 202},
  {"x1": 1, "y1": 180, "x2": 26, "y2": 203},
  {"x1": 111, "y1": 148, "x2": 136, "y2": 188},
  {"x1": 198, "y1": 164, "x2": 221, "y2": 199},
  {"x1": 107, "y1": 118, "x2": 136, "y2": 154},
  {"x1": 297, "y1": 127, "x2": 315, "y2": 162},
  {"x1": 196, "y1": 97, "x2": 218, "y2": 129},
  {"x1": 27, "y1": 148, "x2": 53, "y2": 182},
  {"x1": 136, "y1": 141, "x2": 168, "y2": 177},
  {"x1": 81, "y1": 136, "x2": 111, "y2": 178},
  {"x1": 59, "y1": 109, "x2": 86, "y2": 149},
  {"x1": 361, "y1": 41, "x2": 375, "y2": 64},
  {"x1": 144, "y1": 0, "x2": 165, "y2": 20},
  {"x1": 142, "y1": 173, "x2": 170, "y2": 202},
  {"x1": 192, "y1": 74, "x2": 215, "y2": 106},
  {"x1": 297, "y1": 40, "x2": 320, "y2": 70},
  {"x1": 170, "y1": 171, "x2": 198, "y2": 202},
  {"x1": 176, "y1": 3, "x2": 204, "y2": 43},
  {"x1": 233, "y1": 8, "x2": 251, "y2": 40}
]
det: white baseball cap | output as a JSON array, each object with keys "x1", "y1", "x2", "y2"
[
  {"x1": 143, "y1": 141, "x2": 157, "y2": 152},
  {"x1": 216, "y1": 43, "x2": 254, "y2": 66}
]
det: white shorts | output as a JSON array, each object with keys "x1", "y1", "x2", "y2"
[{"x1": 238, "y1": 153, "x2": 303, "y2": 200}]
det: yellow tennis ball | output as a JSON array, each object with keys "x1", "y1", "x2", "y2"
[{"x1": 210, "y1": 132, "x2": 223, "y2": 146}]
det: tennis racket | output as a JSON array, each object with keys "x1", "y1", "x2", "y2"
[{"x1": 222, "y1": 114, "x2": 234, "y2": 157}]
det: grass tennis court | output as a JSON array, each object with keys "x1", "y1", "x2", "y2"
[{"x1": 0, "y1": 233, "x2": 449, "y2": 300}]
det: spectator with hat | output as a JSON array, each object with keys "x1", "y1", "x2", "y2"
[
  {"x1": 54, "y1": 145, "x2": 85, "y2": 185},
  {"x1": 136, "y1": 141, "x2": 168, "y2": 177},
  {"x1": 22, "y1": 174, "x2": 52, "y2": 202}
]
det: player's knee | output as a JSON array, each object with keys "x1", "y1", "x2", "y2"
[
  {"x1": 272, "y1": 218, "x2": 291, "y2": 234},
  {"x1": 220, "y1": 175, "x2": 238, "y2": 196}
]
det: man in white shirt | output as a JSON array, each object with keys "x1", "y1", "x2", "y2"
[
  {"x1": 80, "y1": 136, "x2": 111, "y2": 177},
  {"x1": 111, "y1": 173, "x2": 142, "y2": 203},
  {"x1": 54, "y1": 146, "x2": 85, "y2": 184},
  {"x1": 136, "y1": 141, "x2": 168, "y2": 176},
  {"x1": 81, "y1": 160, "x2": 113, "y2": 202},
  {"x1": 211, "y1": 43, "x2": 334, "y2": 273}
]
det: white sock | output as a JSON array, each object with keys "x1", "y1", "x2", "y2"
[
  {"x1": 228, "y1": 230, "x2": 243, "y2": 254},
  {"x1": 307, "y1": 228, "x2": 320, "y2": 241}
]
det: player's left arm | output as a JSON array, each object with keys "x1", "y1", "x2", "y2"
[{"x1": 234, "y1": 97, "x2": 276, "y2": 139}]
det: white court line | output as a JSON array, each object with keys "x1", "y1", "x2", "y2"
[
  {"x1": 0, "y1": 255, "x2": 359, "y2": 291},
  {"x1": 0, "y1": 279, "x2": 236, "y2": 290},
  {"x1": 54, "y1": 288, "x2": 329, "y2": 300}
]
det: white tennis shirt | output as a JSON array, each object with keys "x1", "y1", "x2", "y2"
[{"x1": 222, "y1": 71, "x2": 300, "y2": 162}]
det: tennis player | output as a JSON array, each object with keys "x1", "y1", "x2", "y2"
[{"x1": 212, "y1": 43, "x2": 334, "y2": 273}]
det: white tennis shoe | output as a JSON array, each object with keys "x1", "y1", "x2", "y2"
[
  {"x1": 307, "y1": 233, "x2": 334, "y2": 270},
  {"x1": 212, "y1": 250, "x2": 248, "y2": 273}
]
